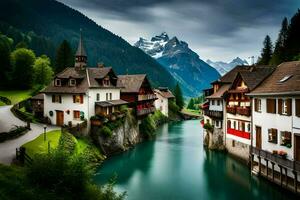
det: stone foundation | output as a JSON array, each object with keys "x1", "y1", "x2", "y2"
[
  {"x1": 226, "y1": 138, "x2": 250, "y2": 164},
  {"x1": 204, "y1": 128, "x2": 225, "y2": 150}
]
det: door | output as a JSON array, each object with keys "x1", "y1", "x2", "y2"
[
  {"x1": 295, "y1": 135, "x2": 300, "y2": 161},
  {"x1": 56, "y1": 110, "x2": 64, "y2": 126},
  {"x1": 256, "y1": 126, "x2": 262, "y2": 149}
]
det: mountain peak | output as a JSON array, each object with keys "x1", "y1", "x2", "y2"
[
  {"x1": 151, "y1": 32, "x2": 169, "y2": 42},
  {"x1": 208, "y1": 57, "x2": 249, "y2": 75}
]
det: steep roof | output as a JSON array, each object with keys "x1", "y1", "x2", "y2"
[
  {"x1": 117, "y1": 74, "x2": 147, "y2": 93},
  {"x1": 76, "y1": 31, "x2": 87, "y2": 57},
  {"x1": 206, "y1": 84, "x2": 231, "y2": 99},
  {"x1": 31, "y1": 93, "x2": 44, "y2": 100},
  {"x1": 154, "y1": 88, "x2": 175, "y2": 99},
  {"x1": 43, "y1": 67, "x2": 118, "y2": 94},
  {"x1": 249, "y1": 61, "x2": 300, "y2": 96}
]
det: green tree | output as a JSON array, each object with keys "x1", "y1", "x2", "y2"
[
  {"x1": 174, "y1": 83, "x2": 184, "y2": 110},
  {"x1": 285, "y1": 9, "x2": 300, "y2": 60},
  {"x1": 15, "y1": 41, "x2": 28, "y2": 49},
  {"x1": 0, "y1": 34, "x2": 13, "y2": 88},
  {"x1": 258, "y1": 35, "x2": 273, "y2": 65},
  {"x1": 271, "y1": 18, "x2": 289, "y2": 65},
  {"x1": 187, "y1": 98, "x2": 195, "y2": 110},
  {"x1": 55, "y1": 40, "x2": 74, "y2": 73},
  {"x1": 33, "y1": 55, "x2": 54, "y2": 86},
  {"x1": 11, "y1": 48, "x2": 36, "y2": 89}
]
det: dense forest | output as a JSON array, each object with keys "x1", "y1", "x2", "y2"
[
  {"x1": 0, "y1": 0, "x2": 176, "y2": 89},
  {"x1": 258, "y1": 9, "x2": 300, "y2": 65}
]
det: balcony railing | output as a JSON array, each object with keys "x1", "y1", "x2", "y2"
[
  {"x1": 226, "y1": 106, "x2": 236, "y2": 114},
  {"x1": 236, "y1": 107, "x2": 251, "y2": 116},
  {"x1": 137, "y1": 107, "x2": 156, "y2": 116},
  {"x1": 251, "y1": 147, "x2": 300, "y2": 173},
  {"x1": 204, "y1": 110, "x2": 223, "y2": 119},
  {"x1": 138, "y1": 94, "x2": 157, "y2": 101},
  {"x1": 227, "y1": 128, "x2": 250, "y2": 139}
]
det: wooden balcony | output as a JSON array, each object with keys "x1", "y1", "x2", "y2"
[
  {"x1": 204, "y1": 110, "x2": 223, "y2": 119},
  {"x1": 227, "y1": 128, "x2": 250, "y2": 139},
  {"x1": 138, "y1": 94, "x2": 157, "y2": 101},
  {"x1": 251, "y1": 147, "x2": 300, "y2": 173},
  {"x1": 137, "y1": 107, "x2": 156, "y2": 116},
  {"x1": 226, "y1": 106, "x2": 236, "y2": 114},
  {"x1": 236, "y1": 107, "x2": 251, "y2": 116}
]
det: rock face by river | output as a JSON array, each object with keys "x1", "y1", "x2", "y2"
[
  {"x1": 92, "y1": 117, "x2": 142, "y2": 156},
  {"x1": 204, "y1": 128, "x2": 225, "y2": 150}
]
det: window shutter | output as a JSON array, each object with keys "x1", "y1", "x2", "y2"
[
  {"x1": 278, "y1": 99, "x2": 282, "y2": 115},
  {"x1": 254, "y1": 99, "x2": 258, "y2": 112},
  {"x1": 52, "y1": 95, "x2": 55, "y2": 103},
  {"x1": 73, "y1": 95, "x2": 75, "y2": 103},
  {"x1": 59, "y1": 95, "x2": 62, "y2": 103},
  {"x1": 296, "y1": 99, "x2": 300, "y2": 117},
  {"x1": 286, "y1": 99, "x2": 292, "y2": 116},
  {"x1": 267, "y1": 99, "x2": 276, "y2": 113},
  {"x1": 80, "y1": 95, "x2": 84, "y2": 104}
]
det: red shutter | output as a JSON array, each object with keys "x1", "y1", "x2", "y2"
[
  {"x1": 80, "y1": 95, "x2": 83, "y2": 104},
  {"x1": 286, "y1": 99, "x2": 292, "y2": 116},
  {"x1": 278, "y1": 99, "x2": 282, "y2": 115}
]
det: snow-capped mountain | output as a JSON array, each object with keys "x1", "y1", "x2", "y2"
[
  {"x1": 206, "y1": 57, "x2": 249, "y2": 75},
  {"x1": 135, "y1": 32, "x2": 220, "y2": 97}
]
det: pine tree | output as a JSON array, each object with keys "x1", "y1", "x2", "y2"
[
  {"x1": 174, "y1": 83, "x2": 184, "y2": 110},
  {"x1": 0, "y1": 34, "x2": 13, "y2": 88},
  {"x1": 285, "y1": 9, "x2": 300, "y2": 60},
  {"x1": 55, "y1": 40, "x2": 74, "y2": 73},
  {"x1": 187, "y1": 98, "x2": 195, "y2": 110},
  {"x1": 11, "y1": 48, "x2": 36, "y2": 89},
  {"x1": 258, "y1": 35, "x2": 273, "y2": 65},
  {"x1": 271, "y1": 18, "x2": 288, "y2": 64}
]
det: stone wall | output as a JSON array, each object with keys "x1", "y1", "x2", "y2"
[
  {"x1": 226, "y1": 138, "x2": 250, "y2": 164},
  {"x1": 204, "y1": 128, "x2": 225, "y2": 150}
]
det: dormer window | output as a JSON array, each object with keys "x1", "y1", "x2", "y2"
[
  {"x1": 69, "y1": 79, "x2": 76, "y2": 86},
  {"x1": 103, "y1": 77, "x2": 110, "y2": 86},
  {"x1": 55, "y1": 79, "x2": 61, "y2": 86}
]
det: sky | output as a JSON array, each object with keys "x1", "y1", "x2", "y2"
[{"x1": 58, "y1": 0, "x2": 299, "y2": 63}]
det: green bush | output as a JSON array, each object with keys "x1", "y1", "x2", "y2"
[
  {"x1": 58, "y1": 132, "x2": 76, "y2": 154},
  {"x1": 100, "y1": 126, "x2": 113, "y2": 138},
  {"x1": 140, "y1": 115, "x2": 156, "y2": 139},
  {"x1": 120, "y1": 105, "x2": 128, "y2": 113},
  {"x1": 0, "y1": 125, "x2": 28, "y2": 142},
  {"x1": 203, "y1": 123, "x2": 214, "y2": 132}
]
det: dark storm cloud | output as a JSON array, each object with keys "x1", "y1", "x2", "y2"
[{"x1": 58, "y1": 0, "x2": 300, "y2": 61}]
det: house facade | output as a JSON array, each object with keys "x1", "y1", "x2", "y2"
[
  {"x1": 43, "y1": 33, "x2": 127, "y2": 130},
  {"x1": 248, "y1": 61, "x2": 300, "y2": 188},
  {"x1": 117, "y1": 74, "x2": 157, "y2": 117},
  {"x1": 154, "y1": 87, "x2": 175, "y2": 117}
]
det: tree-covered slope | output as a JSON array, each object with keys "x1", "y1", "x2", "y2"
[{"x1": 0, "y1": 0, "x2": 176, "y2": 88}]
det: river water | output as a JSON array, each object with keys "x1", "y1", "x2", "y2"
[{"x1": 94, "y1": 120, "x2": 298, "y2": 200}]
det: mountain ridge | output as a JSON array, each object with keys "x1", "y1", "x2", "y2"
[{"x1": 206, "y1": 57, "x2": 249, "y2": 75}]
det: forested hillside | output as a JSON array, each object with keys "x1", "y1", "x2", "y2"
[{"x1": 0, "y1": 0, "x2": 176, "y2": 88}]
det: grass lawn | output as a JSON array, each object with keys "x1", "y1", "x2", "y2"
[
  {"x1": 0, "y1": 90, "x2": 31, "y2": 106},
  {"x1": 183, "y1": 108, "x2": 201, "y2": 115},
  {"x1": 22, "y1": 130, "x2": 62, "y2": 157}
]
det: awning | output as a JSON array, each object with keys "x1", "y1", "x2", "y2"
[{"x1": 95, "y1": 99, "x2": 128, "y2": 107}]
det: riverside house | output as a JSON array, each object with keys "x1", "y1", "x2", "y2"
[
  {"x1": 117, "y1": 74, "x2": 157, "y2": 117},
  {"x1": 154, "y1": 87, "x2": 175, "y2": 117},
  {"x1": 248, "y1": 61, "x2": 300, "y2": 191},
  {"x1": 43, "y1": 33, "x2": 127, "y2": 131}
]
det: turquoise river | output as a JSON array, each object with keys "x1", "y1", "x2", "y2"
[{"x1": 94, "y1": 120, "x2": 298, "y2": 200}]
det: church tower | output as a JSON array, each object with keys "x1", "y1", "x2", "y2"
[{"x1": 75, "y1": 30, "x2": 87, "y2": 70}]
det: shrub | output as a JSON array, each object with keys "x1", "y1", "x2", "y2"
[
  {"x1": 203, "y1": 123, "x2": 214, "y2": 132},
  {"x1": 100, "y1": 126, "x2": 112, "y2": 138},
  {"x1": 120, "y1": 105, "x2": 128, "y2": 113},
  {"x1": 58, "y1": 132, "x2": 76, "y2": 154},
  {"x1": 0, "y1": 125, "x2": 28, "y2": 142},
  {"x1": 140, "y1": 115, "x2": 156, "y2": 139}
]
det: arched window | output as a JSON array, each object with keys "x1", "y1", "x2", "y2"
[
  {"x1": 227, "y1": 120, "x2": 231, "y2": 129},
  {"x1": 233, "y1": 121, "x2": 236, "y2": 129}
]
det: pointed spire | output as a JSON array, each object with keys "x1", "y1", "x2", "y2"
[{"x1": 76, "y1": 29, "x2": 87, "y2": 57}]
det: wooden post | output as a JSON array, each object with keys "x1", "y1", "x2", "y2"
[
  {"x1": 265, "y1": 159, "x2": 269, "y2": 177},
  {"x1": 251, "y1": 154, "x2": 254, "y2": 171},
  {"x1": 271, "y1": 162, "x2": 275, "y2": 181},
  {"x1": 293, "y1": 171, "x2": 297, "y2": 193},
  {"x1": 258, "y1": 156, "x2": 261, "y2": 175},
  {"x1": 280, "y1": 166, "x2": 283, "y2": 187},
  {"x1": 284, "y1": 168, "x2": 288, "y2": 187},
  {"x1": 19, "y1": 147, "x2": 26, "y2": 165}
]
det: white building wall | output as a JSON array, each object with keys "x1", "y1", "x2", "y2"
[
  {"x1": 44, "y1": 94, "x2": 88, "y2": 126},
  {"x1": 252, "y1": 97, "x2": 296, "y2": 160},
  {"x1": 226, "y1": 113, "x2": 251, "y2": 145},
  {"x1": 154, "y1": 93, "x2": 168, "y2": 116},
  {"x1": 209, "y1": 99, "x2": 223, "y2": 111}
]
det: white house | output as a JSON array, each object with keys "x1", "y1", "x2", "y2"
[
  {"x1": 43, "y1": 32, "x2": 127, "y2": 131},
  {"x1": 154, "y1": 87, "x2": 175, "y2": 117},
  {"x1": 248, "y1": 61, "x2": 300, "y2": 185}
]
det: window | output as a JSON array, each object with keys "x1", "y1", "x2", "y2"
[
  {"x1": 227, "y1": 120, "x2": 231, "y2": 129},
  {"x1": 212, "y1": 100, "x2": 215, "y2": 105},
  {"x1": 278, "y1": 75, "x2": 293, "y2": 83},
  {"x1": 217, "y1": 100, "x2": 220, "y2": 106},
  {"x1": 266, "y1": 99, "x2": 276, "y2": 114},
  {"x1": 52, "y1": 95, "x2": 61, "y2": 103},
  {"x1": 55, "y1": 79, "x2": 61, "y2": 86},
  {"x1": 278, "y1": 99, "x2": 291, "y2": 116},
  {"x1": 241, "y1": 122, "x2": 245, "y2": 132},
  {"x1": 73, "y1": 95, "x2": 83, "y2": 104},
  {"x1": 255, "y1": 98, "x2": 261, "y2": 112},
  {"x1": 96, "y1": 93, "x2": 100, "y2": 101},
  {"x1": 282, "y1": 100, "x2": 288, "y2": 115},
  {"x1": 73, "y1": 110, "x2": 80, "y2": 120},
  {"x1": 233, "y1": 121, "x2": 236, "y2": 129},
  {"x1": 247, "y1": 124, "x2": 251, "y2": 132},
  {"x1": 296, "y1": 99, "x2": 300, "y2": 117},
  {"x1": 280, "y1": 131, "x2": 291, "y2": 147},
  {"x1": 69, "y1": 79, "x2": 76, "y2": 86},
  {"x1": 106, "y1": 93, "x2": 108, "y2": 101},
  {"x1": 110, "y1": 93, "x2": 112, "y2": 100},
  {"x1": 268, "y1": 129, "x2": 278, "y2": 144}
]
